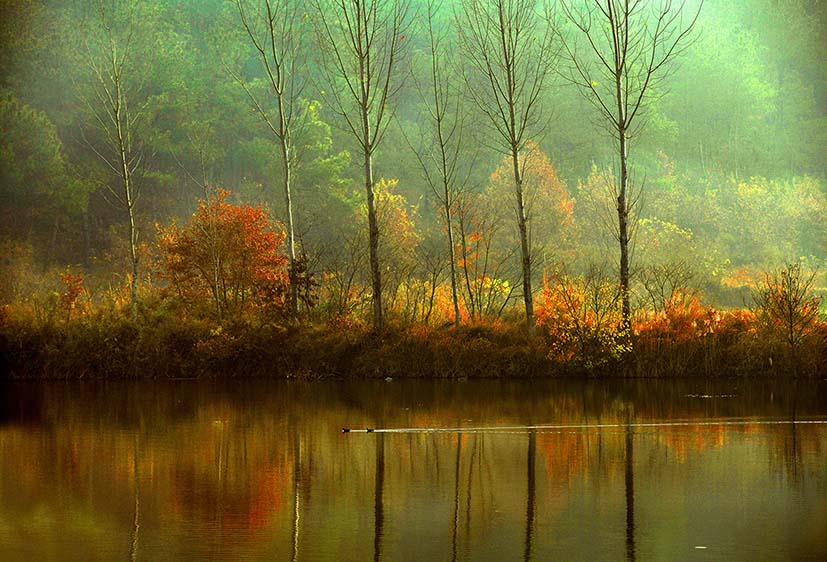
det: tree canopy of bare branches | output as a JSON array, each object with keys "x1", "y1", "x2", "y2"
[
  {"x1": 456, "y1": 0, "x2": 559, "y2": 333},
  {"x1": 312, "y1": 0, "x2": 412, "y2": 331},
  {"x1": 408, "y1": 0, "x2": 468, "y2": 328},
  {"x1": 80, "y1": 0, "x2": 151, "y2": 319},
  {"x1": 559, "y1": 0, "x2": 702, "y2": 331},
  {"x1": 232, "y1": 0, "x2": 310, "y2": 318}
]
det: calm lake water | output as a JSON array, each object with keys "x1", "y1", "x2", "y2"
[{"x1": 0, "y1": 379, "x2": 825, "y2": 561}]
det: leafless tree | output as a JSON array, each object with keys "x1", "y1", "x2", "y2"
[
  {"x1": 456, "y1": 192, "x2": 518, "y2": 319},
  {"x1": 232, "y1": 0, "x2": 308, "y2": 318},
  {"x1": 638, "y1": 260, "x2": 697, "y2": 313},
  {"x1": 312, "y1": 0, "x2": 412, "y2": 331},
  {"x1": 79, "y1": 0, "x2": 150, "y2": 320},
  {"x1": 559, "y1": 0, "x2": 702, "y2": 331},
  {"x1": 753, "y1": 262, "x2": 820, "y2": 353},
  {"x1": 409, "y1": 0, "x2": 467, "y2": 328},
  {"x1": 455, "y1": 0, "x2": 559, "y2": 334}
]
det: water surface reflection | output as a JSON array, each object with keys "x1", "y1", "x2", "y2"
[{"x1": 0, "y1": 379, "x2": 825, "y2": 561}]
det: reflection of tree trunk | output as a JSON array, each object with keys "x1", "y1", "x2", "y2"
[
  {"x1": 625, "y1": 421, "x2": 636, "y2": 562},
  {"x1": 523, "y1": 430, "x2": 536, "y2": 562},
  {"x1": 451, "y1": 433, "x2": 462, "y2": 562},
  {"x1": 787, "y1": 382, "x2": 801, "y2": 482},
  {"x1": 131, "y1": 434, "x2": 140, "y2": 562},
  {"x1": 477, "y1": 435, "x2": 491, "y2": 518},
  {"x1": 215, "y1": 423, "x2": 228, "y2": 534},
  {"x1": 465, "y1": 435, "x2": 478, "y2": 538},
  {"x1": 291, "y1": 432, "x2": 301, "y2": 562},
  {"x1": 787, "y1": 422, "x2": 801, "y2": 483},
  {"x1": 374, "y1": 433, "x2": 385, "y2": 562}
]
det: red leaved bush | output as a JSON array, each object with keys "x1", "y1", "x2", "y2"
[
  {"x1": 157, "y1": 190, "x2": 289, "y2": 319},
  {"x1": 59, "y1": 271, "x2": 88, "y2": 323},
  {"x1": 633, "y1": 291, "x2": 720, "y2": 343}
]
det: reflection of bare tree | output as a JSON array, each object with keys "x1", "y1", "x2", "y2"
[
  {"x1": 5, "y1": 380, "x2": 827, "y2": 560},
  {"x1": 784, "y1": 422, "x2": 801, "y2": 484},
  {"x1": 430, "y1": 433, "x2": 441, "y2": 480},
  {"x1": 479, "y1": 434, "x2": 495, "y2": 519},
  {"x1": 451, "y1": 432, "x2": 462, "y2": 562},
  {"x1": 291, "y1": 431, "x2": 301, "y2": 562},
  {"x1": 374, "y1": 433, "x2": 385, "y2": 562},
  {"x1": 784, "y1": 385, "x2": 801, "y2": 483},
  {"x1": 464, "y1": 434, "x2": 478, "y2": 541},
  {"x1": 131, "y1": 433, "x2": 140, "y2": 562},
  {"x1": 524, "y1": 429, "x2": 536, "y2": 562},
  {"x1": 625, "y1": 417, "x2": 636, "y2": 562}
]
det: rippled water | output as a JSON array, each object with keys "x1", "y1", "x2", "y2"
[{"x1": 0, "y1": 379, "x2": 825, "y2": 561}]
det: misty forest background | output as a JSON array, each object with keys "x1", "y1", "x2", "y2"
[{"x1": 1, "y1": 0, "x2": 826, "y2": 373}]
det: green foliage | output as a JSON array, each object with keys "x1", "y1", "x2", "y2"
[{"x1": 0, "y1": 93, "x2": 88, "y2": 225}]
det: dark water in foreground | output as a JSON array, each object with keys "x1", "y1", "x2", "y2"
[{"x1": 0, "y1": 379, "x2": 825, "y2": 562}]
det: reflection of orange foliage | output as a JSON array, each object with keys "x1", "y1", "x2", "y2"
[
  {"x1": 539, "y1": 433, "x2": 586, "y2": 482},
  {"x1": 247, "y1": 464, "x2": 287, "y2": 532},
  {"x1": 658, "y1": 425, "x2": 726, "y2": 463}
]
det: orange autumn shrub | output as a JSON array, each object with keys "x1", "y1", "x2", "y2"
[
  {"x1": 753, "y1": 262, "x2": 821, "y2": 349},
  {"x1": 58, "y1": 270, "x2": 89, "y2": 323},
  {"x1": 717, "y1": 308, "x2": 756, "y2": 333},
  {"x1": 536, "y1": 270, "x2": 628, "y2": 367},
  {"x1": 157, "y1": 190, "x2": 289, "y2": 319},
  {"x1": 633, "y1": 291, "x2": 719, "y2": 343}
]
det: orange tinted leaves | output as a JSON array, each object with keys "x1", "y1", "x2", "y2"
[{"x1": 156, "y1": 189, "x2": 289, "y2": 318}]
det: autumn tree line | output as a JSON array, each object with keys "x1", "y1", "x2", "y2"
[{"x1": 1, "y1": 0, "x2": 826, "y2": 377}]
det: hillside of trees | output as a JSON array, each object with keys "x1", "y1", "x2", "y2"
[{"x1": 1, "y1": 0, "x2": 825, "y2": 377}]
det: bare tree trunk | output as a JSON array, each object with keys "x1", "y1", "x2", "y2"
[
  {"x1": 457, "y1": 204, "x2": 476, "y2": 319},
  {"x1": 83, "y1": 208, "x2": 92, "y2": 269},
  {"x1": 560, "y1": 0, "x2": 702, "y2": 336},
  {"x1": 82, "y1": 0, "x2": 146, "y2": 321},
  {"x1": 114, "y1": 63, "x2": 139, "y2": 321},
  {"x1": 127, "y1": 198, "x2": 138, "y2": 320},
  {"x1": 281, "y1": 137, "x2": 298, "y2": 317},
  {"x1": 456, "y1": 0, "x2": 556, "y2": 334},
  {"x1": 434, "y1": 108, "x2": 461, "y2": 326},
  {"x1": 617, "y1": 127, "x2": 631, "y2": 331},
  {"x1": 427, "y1": 0, "x2": 462, "y2": 328},
  {"x1": 445, "y1": 200, "x2": 461, "y2": 327},
  {"x1": 364, "y1": 148, "x2": 384, "y2": 330},
  {"x1": 313, "y1": 0, "x2": 409, "y2": 332},
  {"x1": 511, "y1": 147, "x2": 534, "y2": 332},
  {"x1": 233, "y1": 0, "x2": 307, "y2": 320}
]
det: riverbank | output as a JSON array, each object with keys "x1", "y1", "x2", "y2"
[{"x1": 2, "y1": 309, "x2": 825, "y2": 379}]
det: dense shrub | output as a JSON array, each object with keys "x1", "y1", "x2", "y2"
[{"x1": 156, "y1": 190, "x2": 290, "y2": 320}]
